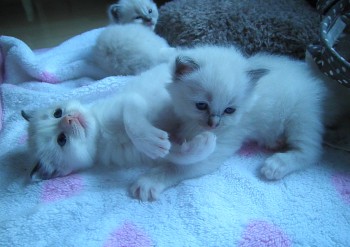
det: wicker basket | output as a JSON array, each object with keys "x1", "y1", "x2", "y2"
[{"x1": 308, "y1": 0, "x2": 350, "y2": 88}]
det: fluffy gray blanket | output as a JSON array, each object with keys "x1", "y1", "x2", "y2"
[{"x1": 156, "y1": 0, "x2": 319, "y2": 58}]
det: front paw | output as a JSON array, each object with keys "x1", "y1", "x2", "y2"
[
  {"x1": 260, "y1": 155, "x2": 290, "y2": 180},
  {"x1": 130, "y1": 175, "x2": 166, "y2": 202},
  {"x1": 181, "y1": 131, "x2": 216, "y2": 156},
  {"x1": 130, "y1": 127, "x2": 171, "y2": 159}
]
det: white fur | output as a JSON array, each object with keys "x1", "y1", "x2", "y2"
[
  {"x1": 244, "y1": 53, "x2": 326, "y2": 179},
  {"x1": 94, "y1": 23, "x2": 175, "y2": 76},
  {"x1": 25, "y1": 64, "x2": 216, "y2": 182},
  {"x1": 108, "y1": 0, "x2": 159, "y2": 30},
  {"x1": 131, "y1": 46, "x2": 326, "y2": 201}
]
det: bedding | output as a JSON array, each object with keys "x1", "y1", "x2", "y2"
[
  {"x1": 156, "y1": 0, "x2": 320, "y2": 59},
  {"x1": 1, "y1": 30, "x2": 350, "y2": 247}
]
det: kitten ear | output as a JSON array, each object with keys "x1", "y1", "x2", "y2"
[
  {"x1": 30, "y1": 161, "x2": 58, "y2": 181},
  {"x1": 174, "y1": 56, "x2": 200, "y2": 80},
  {"x1": 247, "y1": 68, "x2": 269, "y2": 84},
  {"x1": 108, "y1": 3, "x2": 120, "y2": 22},
  {"x1": 21, "y1": 110, "x2": 31, "y2": 122}
]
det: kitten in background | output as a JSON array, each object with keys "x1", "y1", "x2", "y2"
[
  {"x1": 22, "y1": 64, "x2": 216, "y2": 182},
  {"x1": 108, "y1": 0, "x2": 159, "y2": 30},
  {"x1": 131, "y1": 46, "x2": 326, "y2": 201},
  {"x1": 94, "y1": 23, "x2": 175, "y2": 76},
  {"x1": 94, "y1": 0, "x2": 175, "y2": 76}
]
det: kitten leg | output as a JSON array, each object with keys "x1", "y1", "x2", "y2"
[
  {"x1": 130, "y1": 146, "x2": 231, "y2": 201},
  {"x1": 123, "y1": 93, "x2": 171, "y2": 159},
  {"x1": 166, "y1": 131, "x2": 217, "y2": 165},
  {"x1": 260, "y1": 116, "x2": 323, "y2": 180}
]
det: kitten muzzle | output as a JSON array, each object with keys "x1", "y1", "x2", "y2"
[
  {"x1": 60, "y1": 114, "x2": 86, "y2": 130},
  {"x1": 30, "y1": 162, "x2": 59, "y2": 181},
  {"x1": 142, "y1": 16, "x2": 154, "y2": 27},
  {"x1": 208, "y1": 115, "x2": 221, "y2": 128}
]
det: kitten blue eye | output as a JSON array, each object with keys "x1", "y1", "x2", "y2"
[
  {"x1": 148, "y1": 9, "x2": 152, "y2": 14},
  {"x1": 224, "y1": 107, "x2": 236, "y2": 114},
  {"x1": 196, "y1": 102, "x2": 208, "y2": 111},
  {"x1": 57, "y1": 133, "x2": 66, "y2": 147},
  {"x1": 54, "y1": 108, "x2": 62, "y2": 118},
  {"x1": 135, "y1": 16, "x2": 142, "y2": 20}
]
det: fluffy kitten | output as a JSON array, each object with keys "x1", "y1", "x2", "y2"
[
  {"x1": 131, "y1": 46, "x2": 326, "y2": 201},
  {"x1": 22, "y1": 64, "x2": 216, "y2": 181},
  {"x1": 94, "y1": 23, "x2": 175, "y2": 76},
  {"x1": 108, "y1": 0, "x2": 159, "y2": 30}
]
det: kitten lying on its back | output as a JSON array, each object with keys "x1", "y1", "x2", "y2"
[
  {"x1": 108, "y1": 0, "x2": 159, "y2": 30},
  {"x1": 22, "y1": 64, "x2": 216, "y2": 181}
]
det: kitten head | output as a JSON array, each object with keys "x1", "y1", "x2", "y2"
[
  {"x1": 108, "y1": 0, "x2": 159, "y2": 30},
  {"x1": 22, "y1": 101, "x2": 97, "y2": 181},
  {"x1": 167, "y1": 46, "x2": 264, "y2": 132}
]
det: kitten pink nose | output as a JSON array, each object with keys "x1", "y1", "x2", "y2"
[{"x1": 61, "y1": 115, "x2": 75, "y2": 127}]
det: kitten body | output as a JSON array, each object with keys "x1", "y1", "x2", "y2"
[
  {"x1": 131, "y1": 46, "x2": 326, "y2": 201},
  {"x1": 24, "y1": 64, "x2": 216, "y2": 181},
  {"x1": 94, "y1": 23, "x2": 175, "y2": 76},
  {"x1": 108, "y1": 0, "x2": 159, "y2": 30}
]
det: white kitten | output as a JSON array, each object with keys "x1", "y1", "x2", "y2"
[
  {"x1": 94, "y1": 23, "x2": 175, "y2": 76},
  {"x1": 131, "y1": 46, "x2": 255, "y2": 201},
  {"x1": 131, "y1": 46, "x2": 326, "y2": 201},
  {"x1": 23, "y1": 64, "x2": 216, "y2": 181},
  {"x1": 108, "y1": 0, "x2": 159, "y2": 30}
]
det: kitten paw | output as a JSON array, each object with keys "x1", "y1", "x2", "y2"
[
  {"x1": 130, "y1": 175, "x2": 166, "y2": 202},
  {"x1": 128, "y1": 126, "x2": 171, "y2": 159},
  {"x1": 181, "y1": 131, "x2": 216, "y2": 156},
  {"x1": 260, "y1": 155, "x2": 290, "y2": 180}
]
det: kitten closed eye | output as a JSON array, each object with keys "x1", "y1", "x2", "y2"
[{"x1": 196, "y1": 102, "x2": 208, "y2": 111}]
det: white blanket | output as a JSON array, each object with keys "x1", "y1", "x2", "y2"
[{"x1": 1, "y1": 30, "x2": 350, "y2": 247}]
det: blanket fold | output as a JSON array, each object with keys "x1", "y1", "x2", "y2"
[{"x1": 0, "y1": 28, "x2": 105, "y2": 84}]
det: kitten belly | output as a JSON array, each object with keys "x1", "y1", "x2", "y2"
[
  {"x1": 97, "y1": 137, "x2": 152, "y2": 168},
  {"x1": 250, "y1": 128, "x2": 286, "y2": 150}
]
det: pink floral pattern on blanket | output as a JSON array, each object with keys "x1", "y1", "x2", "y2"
[
  {"x1": 240, "y1": 220, "x2": 291, "y2": 247},
  {"x1": 332, "y1": 172, "x2": 350, "y2": 204},
  {"x1": 104, "y1": 221, "x2": 153, "y2": 247},
  {"x1": 41, "y1": 174, "x2": 84, "y2": 203},
  {"x1": 39, "y1": 71, "x2": 59, "y2": 83}
]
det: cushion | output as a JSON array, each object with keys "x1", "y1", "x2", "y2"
[{"x1": 156, "y1": 0, "x2": 320, "y2": 59}]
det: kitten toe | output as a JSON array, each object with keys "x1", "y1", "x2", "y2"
[
  {"x1": 261, "y1": 155, "x2": 290, "y2": 180},
  {"x1": 130, "y1": 176, "x2": 164, "y2": 202},
  {"x1": 131, "y1": 127, "x2": 171, "y2": 159}
]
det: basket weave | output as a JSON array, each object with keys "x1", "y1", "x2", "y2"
[{"x1": 308, "y1": 0, "x2": 350, "y2": 87}]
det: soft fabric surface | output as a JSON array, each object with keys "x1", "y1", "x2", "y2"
[
  {"x1": 156, "y1": 0, "x2": 320, "y2": 59},
  {"x1": 0, "y1": 29, "x2": 105, "y2": 85},
  {"x1": 1, "y1": 30, "x2": 350, "y2": 247}
]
